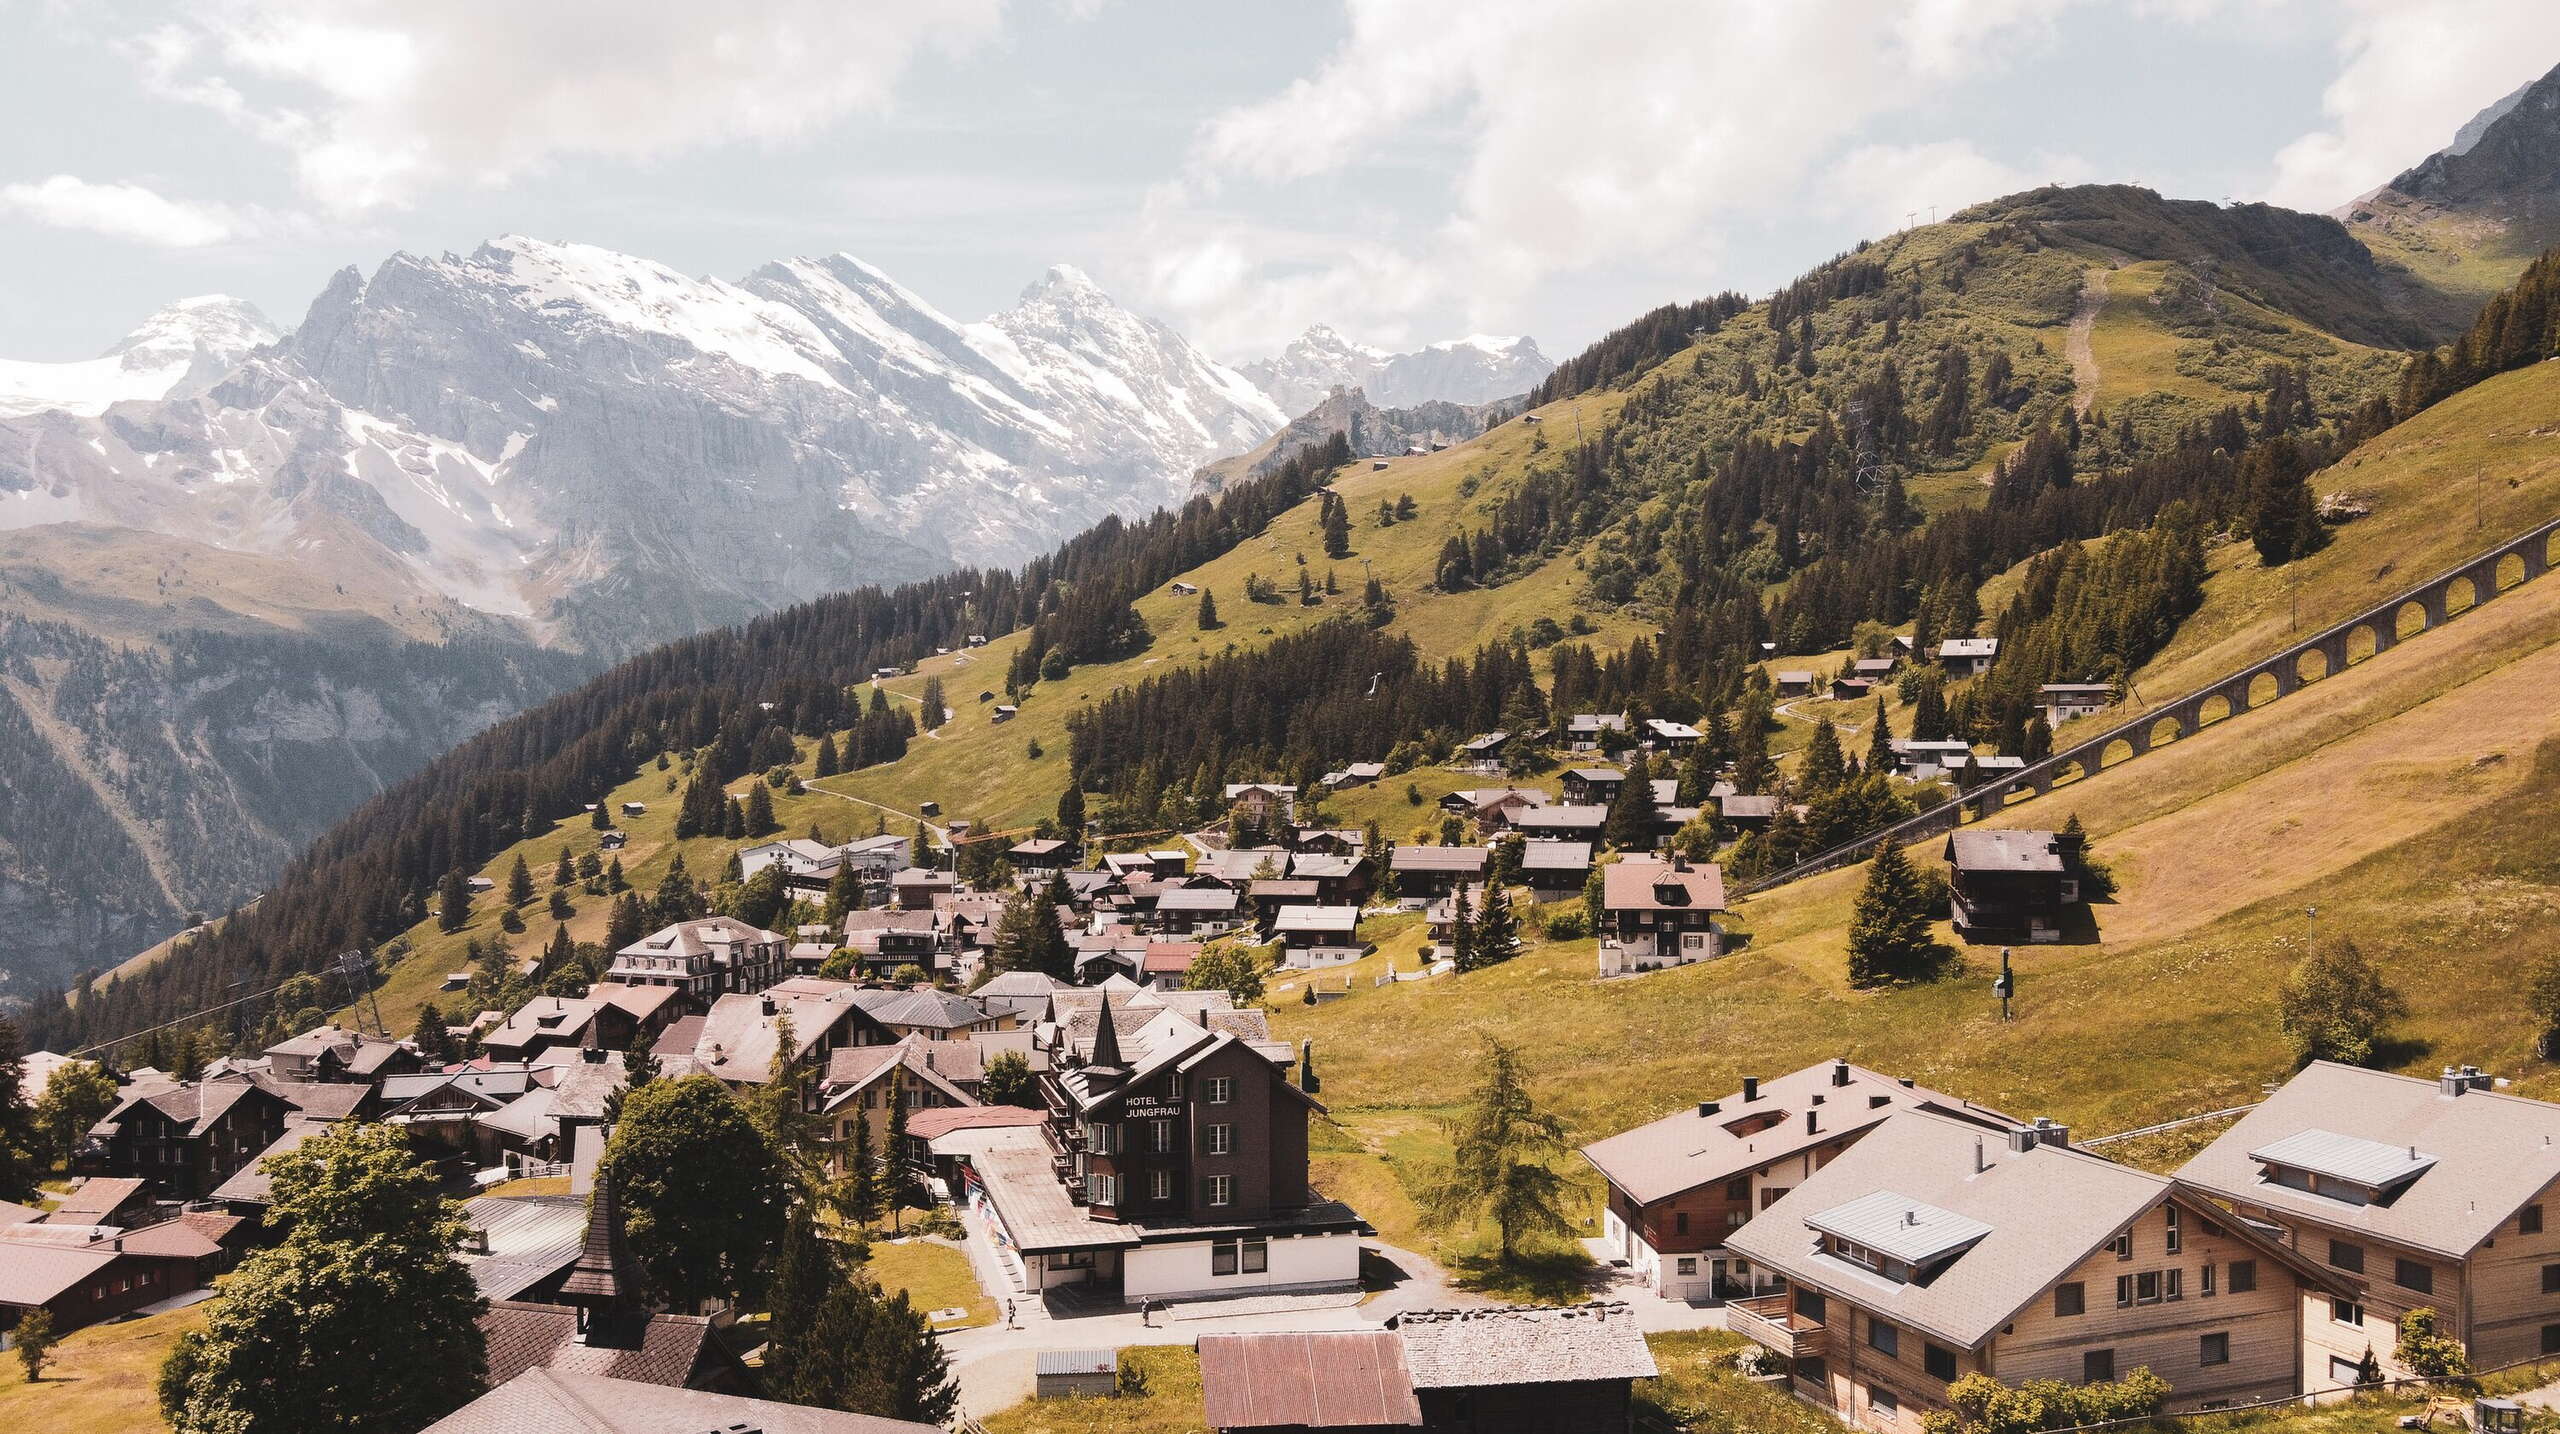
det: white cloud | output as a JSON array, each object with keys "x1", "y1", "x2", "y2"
[
  {"x1": 1822, "y1": 142, "x2": 2090, "y2": 238},
  {"x1": 0, "y1": 175, "x2": 257, "y2": 247},
  {"x1": 1149, "y1": 0, "x2": 2072, "y2": 355},
  {"x1": 132, "y1": 1, "x2": 1008, "y2": 215},
  {"x1": 2260, "y1": 0, "x2": 2560, "y2": 211}
]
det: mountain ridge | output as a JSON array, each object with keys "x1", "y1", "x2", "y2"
[{"x1": 1243, "y1": 324, "x2": 1554, "y2": 414}]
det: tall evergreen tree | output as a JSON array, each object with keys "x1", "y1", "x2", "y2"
[
  {"x1": 813, "y1": 732, "x2": 841, "y2": 778},
  {"x1": 0, "y1": 1017, "x2": 37, "y2": 1198},
  {"x1": 435, "y1": 870, "x2": 472, "y2": 934},
  {"x1": 1845, "y1": 840, "x2": 1946, "y2": 987},
  {"x1": 1473, "y1": 885, "x2": 1523, "y2": 968},
  {"x1": 1420, "y1": 1037, "x2": 1574, "y2": 1264},
  {"x1": 505, "y1": 854, "x2": 534, "y2": 908},
  {"x1": 552, "y1": 848, "x2": 574, "y2": 887},
  {"x1": 1604, "y1": 753, "x2": 1656, "y2": 851},
  {"x1": 1800, "y1": 719, "x2": 1846, "y2": 796},
  {"x1": 745, "y1": 782, "x2": 779, "y2": 837},
  {"x1": 1866, "y1": 695, "x2": 1895, "y2": 770},
  {"x1": 1197, "y1": 587, "x2": 1221, "y2": 630},
  {"x1": 1447, "y1": 882, "x2": 1477, "y2": 973}
]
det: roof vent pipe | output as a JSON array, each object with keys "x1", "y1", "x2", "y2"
[
  {"x1": 1742, "y1": 1076, "x2": 1760, "y2": 1102},
  {"x1": 1832, "y1": 1058, "x2": 1850, "y2": 1087},
  {"x1": 1697, "y1": 1101, "x2": 1720, "y2": 1118}
]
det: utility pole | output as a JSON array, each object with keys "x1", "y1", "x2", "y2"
[
  {"x1": 334, "y1": 949, "x2": 387, "y2": 1037},
  {"x1": 1992, "y1": 947, "x2": 2015, "y2": 1021},
  {"x1": 2477, "y1": 464, "x2": 2485, "y2": 531}
]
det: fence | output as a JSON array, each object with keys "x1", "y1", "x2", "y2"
[{"x1": 2078, "y1": 1105, "x2": 2261, "y2": 1149}]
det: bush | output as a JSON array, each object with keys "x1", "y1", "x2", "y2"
[{"x1": 1543, "y1": 908, "x2": 1589, "y2": 941}]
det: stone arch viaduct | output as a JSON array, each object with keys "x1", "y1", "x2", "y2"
[{"x1": 1739, "y1": 512, "x2": 2560, "y2": 896}]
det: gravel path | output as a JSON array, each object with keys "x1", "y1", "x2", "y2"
[{"x1": 2066, "y1": 265, "x2": 2111, "y2": 418}]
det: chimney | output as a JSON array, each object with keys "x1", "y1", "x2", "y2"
[
  {"x1": 1973, "y1": 1137, "x2": 1987, "y2": 1174},
  {"x1": 1899, "y1": 1076, "x2": 1915, "y2": 1088},
  {"x1": 1741, "y1": 1076, "x2": 1760, "y2": 1102},
  {"x1": 1806, "y1": 1109, "x2": 1819, "y2": 1135},
  {"x1": 2440, "y1": 1066, "x2": 2466, "y2": 1097},
  {"x1": 2007, "y1": 1125, "x2": 2040, "y2": 1155},
  {"x1": 1831, "y1": 1058, "x2": 1850, "y2": 1087},
  {"x1": 760, "y1": 995, "x2": 777, "y2": 1016},
  {"x1": 1697, "y1": 1101, "x2": 1721, "y2": 1118},
  {"x1": 582, "y1": 1045, "x2": 606, "y2": 1064}
]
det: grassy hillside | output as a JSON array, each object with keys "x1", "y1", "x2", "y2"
[{"x1": 1269, "y1": 362, "x2": 2560, "y2": 1282}]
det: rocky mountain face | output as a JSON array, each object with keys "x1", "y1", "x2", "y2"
[
  {"x1": 0, "y1": 239, "x2": 1286, "y2": 993},
  {"x1": 1242, "y1": 325, "x2": 1553, "y2": 415},
  {"x1": 2380, "y1": 60, "x2": 2560, "y2": 213},
  {"x1": 1210, "y1": 388, "x2": 1502, "y2": 490},
  {"x1": 0, "y1": 296, "x2": 279, "y2": 419},
  {"x1": 2337, "y1": 60, "x2": 2560, "y2": 326}
]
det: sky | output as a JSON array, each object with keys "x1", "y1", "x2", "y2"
[{"x1": 2, "y1": 0, "x2": 2558, "y2": 366}]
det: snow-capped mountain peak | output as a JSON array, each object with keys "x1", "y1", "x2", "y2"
[
  {"x1": 1241, "y1": 324, "x2": 1554, "y2": 415},
  {"x1": 0, "y1": 294, "x2": 280, "y2": 418},
  {"x1": 0, "y1": 239, "x2": 1288, "y2": 656}
]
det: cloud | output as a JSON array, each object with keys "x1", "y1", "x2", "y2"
[
  {"x1": 1822, "y1": 142, "x2": 2090, "y2": 238},
  {"x1": 130, "y1": 1, "x2": 1009, "y2": 215},
  {"x1": 2260, "y1": 0, "x2": 2560, "y2": 211},
  {"x1": 0, "y1": 175, "x2": 258, "y2": 247},
  {"x1": 1149, "y1": 0, "x2": 2071, "y2": 355}
]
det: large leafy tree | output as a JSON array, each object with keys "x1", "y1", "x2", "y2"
[
  {"x1": 33, "y1": 1058, "x2": 118, "y2": 1165},
  {"x1": 980, "y1": 1050, "x2": 1039, "y2": 1108},
  {"x1": 1420, "y1": 1037, "x2": 1574, "y2": 1263},
  {"x1": 161, "y1": 1122, "x2": 486, "y2": 1434},
  {"x1": 2278, "y1": 937, "x2": 2405, "y2": 1067},
  {"x1": 1185, "y1": 945, "x2": 1267, "y2": 1005},
  {"x1": 599, "y1": 1074, "x2": 790, "y2": 1310}
]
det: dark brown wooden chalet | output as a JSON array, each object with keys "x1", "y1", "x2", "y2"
[
  {"x1": 84, "y1": 1076, "x2": 290, "y2": 1200},
  {"x1": 1943, "y1": 828, "x2": 2084, "y2": 943},
  {"x1": 1560, "y1": 768, "x2": 1625, "y2": 806},
  {"x1": 1388, "y1": 845, "x2": 1490, "y2": 900}
]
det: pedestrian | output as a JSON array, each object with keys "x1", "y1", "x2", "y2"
[{"x1": 1004, "y1": 1298, "x2": 1016, "y2": 1328}]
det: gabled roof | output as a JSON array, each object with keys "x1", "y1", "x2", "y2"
[
  {"x1": 1156, "y1": 885, "x2": 1241, "y2": 912},
  {"x1": 1600, "y1": 858, "x2": 1725, "y2": 913},
  {"x1": 858, "y1": 987, "x2": 993, "y2": 1030},
  {"x1": 2176, "y1": 1061, "x2": 2560, "y2": 1259},
  {"x1": 49, "y1": 1176, "x2": 146, "y2": 1222},
  {"x1": 1390, "y1": 845, "x2": 1490, "y2": 873},
  {"x1": 1580, "y1": 1059, "x2": 2014, "y2": 1206},
  {"x1": 1273, "y1": 905, "x2": 1361, "y2": 936},
  {"x1": 1945, "y1": 829, "x2": 2065, "y2": 874},
  {"x1": 1520, "y1": 840, "x2": 1594, "y2": 871},
  {"x1": 1391, "y1": 1303, "x2": 1657, "y2": 1388},
  {"x1": 479, "y1": 1300, "x2": 719, "y2": 1390},
  {"x1": 1726, "y1": 1109, "x2": 2333, "y2": 1350},
  {"x1": 1198, "y1": 1331, "x2": 1422, "y2": 1429},
  {"x1": 421, "y1": 1367, "x2": 940, "y2": 1434}
]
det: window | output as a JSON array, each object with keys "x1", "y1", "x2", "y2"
[
  {"x1": 2110, "y1": 1232, "x2": 2133, "y2": 1260},
  {"x1": 2525, "y1": 1204, "x2": 2545, "y2": 1236},
  {"x1": 2054, "y1": 1282, "x2": 2085, "y2": 1317},
  {"x1": 1206, "y1": 1076, "x2": 1235, "y2": 1104},
  {"x1": 1206, "y1": 1174, "x2": 1233, "y2": 1207},
  {"x1": 1164, "y1": 1072, "x2": 1182, "y2": 1098},
  {"x1": 1925, "y1": 1344, "x2": 1958, "y2": 1382},
  {"x1": 1726, "y1": 1178, "x2": 1751, "y2": 1200},
  {"x1": 1241, "y1": 1238, "x2": 1268, "y2": 1274},
  {"x1": 1795, "y1": 1288, "x2": 1827, "y2": 1323},
  {"x1": 2329, "y1": 1239, "x2": 2365, "y2": 1274},
  {"x1": 1676, "y1": 1257, "x2": 1697, "y2": 1276},
  {"x1": 2164, "y1": 1205, "x2": 2182, "y2": 1254},
  {"x1": 1151, "y1": 1169, "x2": 1173, "y2": 1200},
  {"x1": 1088, "y1": 1173, "x2": 1117, "y2": 1205},
  {"x1": 1212, "y1": 1240, "x2": 1238, "y2": 1276},
  {"x1": 2395, "y1": 1258, "x2": 2434, "y2": 1295},
  {"x1": 2330, "y1": 1355, "x2": 2367, "y2": 1386},
  {"x1": 2166, "y1": 1268, "x2": 2184, "y2": 1301},
  {"x1": 2228, "y1": 1259, "x2": 2256, "y2": 1293},
  {"x1": 2200, "y1": 1333, "x2": 2230, "y2": 1367},
  {"x1": 1675, "y1": 1212, "x2": 1690, "y2": 1235},
  {"x1": 1152, "y1": 1119, "x2": 1175, "y2": 1154},
  {"x1": 2543, "y1": 1263, "x2": 2560, "y2": 1295},
  {"x1": 2332, "y1": 1299, "x2": 2364, "y2": 1327},
  {"x1": 2545, "y1": 1325, "x2": 2560, "y2": 1357},
  {"x1": 1870, "y1": 1387, "x2": 1901, "y2": 1416},
  {"x1": 1205, "y1": 1123, "x2": 1235, "y2": 1156},
  {"x1": 1868, "y1": 1320, "x2": 1899, "y2": 1357},
  {"x1": 2201, "y1": 1263, "x2": 2217, "y2": 1298},
  {"x1": 2084, "y1": 1350, "x2": 2116, "y2": 1385},
  {"x1": 2134, "y1": 1271, "x2": 2163, "y2": 1305}
]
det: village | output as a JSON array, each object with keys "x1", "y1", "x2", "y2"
[{"x1": 8, "y1": 621, "x2": 2556, "y2": 1434}]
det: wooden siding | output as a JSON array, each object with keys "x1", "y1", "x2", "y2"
[{"x1": 1993, "y1": 1200, "x2": 2305, "y2": 1410}]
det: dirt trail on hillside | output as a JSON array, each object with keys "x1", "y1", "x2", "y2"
[{"x1": 2066, "y1": 266, "x2": 2111, "y2": 417}]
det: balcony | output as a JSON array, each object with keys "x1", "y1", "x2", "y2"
[{"x1": 1729, "y1": 1294, "x2": 1826, "y2": 1361}]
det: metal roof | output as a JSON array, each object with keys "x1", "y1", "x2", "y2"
[
  {"x1": 1274, "y1": 905, "x2": 1361, "y2": 934},
  {"x1": 1198, "y1": 1331, "x2": 1421, "y2": 1430},
  {"x1": 2248, "y1": 1127, "x2": 2439, "y2": 1189},
  {"x1": 1945, "y1": 829, "x2": 2065, "y2": 874},
  {"x1": 1035, "y1": 1350, "x2": 1119, "y2": 1376},
  {"x1": 1807, "y1": 1189, "x2": 1995, "y2": 1265}
]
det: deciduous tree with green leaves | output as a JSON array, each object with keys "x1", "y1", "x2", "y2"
[
  {"x1": 598, "y1": 1075, "x2": 790, "y2": 1310},
  {"x1": 2278, "y1": 937, "x2": 2405, "y2": 1068},
  {"x1": 160, "y1": 1122, "x2": 486, "y2": 1434},
  {"x1": 1185, "y1": 944, "x2": 1267, "y2": 1005}
]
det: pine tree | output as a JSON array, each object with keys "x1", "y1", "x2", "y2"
[
  {"x1": 813, "y1": 733, "x2": 840, "y2": 778},
  {"x1": 1057, "y1": 785, "x2": 1085, "y2": 840},
  {"x1": 1321, "y1": 491, "x2": 1352, "y2": 558},
  {"x1": 1447, "y1": 882, "x2": 1477, "y2": 973},
  {"x1": 548, "y1": 888, "x2": 574, "y2": 922},
  {"x1": 745, "y1": 782, "x2": 778, "y2": 837},
  {"x1": 1866, "y1": 695, "x2": 1894, "y2": 770},
  {"x1": 1604, "y1": 753, "x2": 1655, "y2": 851},
  {"x1": 553, "y1": 848, "x2": 574, "y2": 887},
  {"x1": 592, "y1": 797, "x2": 612, "y2": 831},
  {"x1": 1420, "y1": 1037, "x2": 1574, "y2": 1264},
  {"x1": 435, "y1": 869, "x2": 472, "y2": 934},
  {"x1": 918, "y1": 676, "x2": 946, "y2": 731},
  {"x1": 1845, "y1": 840, "x2": 1944, "y2": 987},
  {"x1": 839, "y1": 1115, "x2": 880, "y2": 1227},
  {"x1": 506, "y1": 855, "x2": 534, "y2": 908},
  {"x1": 1800, "y1": 719, "x2": 1846, "y2": 796},
  {"x1": 0, "y1": 1017, "x2": 38, "y2": 1199},
  {"x1": 1197, "y1": 588, "x2": 1221, "y2": 630},
  {"x1": 762, "y1": 1206, "x2": 838, "y2": 1396},
  {"x1": 1473, "y1": 885, "x2": 1522, "y2": 967}
]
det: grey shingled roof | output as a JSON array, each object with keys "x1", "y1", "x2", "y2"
[
  {"x1": 421, "y1": 1367, "x2": 939, "y2": 1434},
  {"x1": 1392, "y1": 1303, "x2": 1657, "y2": 1388},
  {"x1": 2176, "y1": 1061, "x2": 2560, "y2": 1259},
  {"x1": 478, "y1": 1301, "x2": 718, "y2": 1390},
  {"x1": 1726, "y1": 1109, "x2": 2327, "y2": 1349},
  {"x1": 1580, "y1": 1060, "x2": 2012, "y2": 1206},
  {"x1": 1945, "y1": 828, "x2": 2065, "y2": 874}
]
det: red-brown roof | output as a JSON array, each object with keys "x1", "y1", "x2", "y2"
[
  {"x1": 1197, "y1": 1330, "x2": 1422, "y2": 1429},
  {"x1": 904, "y1": 1105, "x2": 1048, "y2": 1141}
]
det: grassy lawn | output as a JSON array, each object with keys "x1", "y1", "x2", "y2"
[
  {"x1": 978, "y1": 1346, "x2": 1202, "y2": 1434},
  {"x1": 1637, "y1": 1330, "x2": 1841, "y2": 1434},
  {"x1": 0, "y1": 1299, "x2": 206, "y2": 1434},
  {"x1": 864, "y1": 1237, "x2": 994, "y2": 1330}
]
